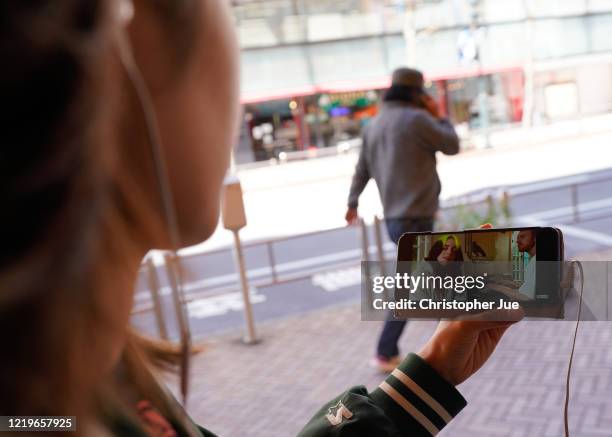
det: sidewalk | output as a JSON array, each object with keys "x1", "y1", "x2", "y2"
[
  {"x1": 184, "y1": 114, "x2": 612, "y2": 256},
  {"x1": 183, "y1": 301, "x2": 612, "y2": 436}
]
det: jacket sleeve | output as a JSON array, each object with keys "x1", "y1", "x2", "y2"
[
  {"x1": 414, "y1": 112, "x2": 460, "y2": 156},
  {"x1": 347, "y1": 136, "x2": 370, "y2": 209},
  {"x1": 298, "y1": 353, "x2": 466, "y2": 437}
]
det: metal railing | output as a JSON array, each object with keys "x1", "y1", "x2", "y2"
[
  {"x1": 442, "y1": 169, "x2": 612, "y2": 226},
  {"x1": 135, "y1": 168, "x2": 612, "y2": 341},
  {"x1": 134, "y1": 217, "x2": 392, "y2": 341}
]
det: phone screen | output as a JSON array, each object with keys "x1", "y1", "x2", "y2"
[{"x1": 395, "y1": 227, "x2": 563, "y2": 317}]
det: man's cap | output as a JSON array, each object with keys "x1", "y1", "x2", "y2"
[{"x1": 391, "y1": 67, "x2": 424, "y2": 88}]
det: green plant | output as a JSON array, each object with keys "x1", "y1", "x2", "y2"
[{"x1": 438, "y1": 193, "x2": 512, "y2": 231}]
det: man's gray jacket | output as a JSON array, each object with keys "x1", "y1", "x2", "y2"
[{"x1": 347, "y1": 101, "x2": 460, "y2": 219}]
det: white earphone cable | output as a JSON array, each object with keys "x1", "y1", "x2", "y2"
[
  {"x1": 564, "y1": 260, "x2": 584, "y2": 437},
  {"x1": 115, "y1": 19, "x2": 192, "y2": 405}
]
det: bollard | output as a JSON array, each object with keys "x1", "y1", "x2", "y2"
[
  {"x1": 232, "y1": 230, "x2": 258, "y2": 344},
  {"x1": 359, "y1": 218, "x2": 370, "y2": 262},
  {"x1": 163, "y1": 251, "x2": 192, "y2": 403},
  {"x1": 266, "y1": 241, "x2": 278, "y2": 284},
  {"x1": 571, "y1": 184, "x2": 580, "y2": 223},
  {"x1": 373, "y1": 216, "x2": 386, "y2": 276},
  {"x1": 501, "y1": 190, "x2": 511, "y2": 221},
  {"x1": 222, "y1": 175, "x2": 259, "y2": 344},
  {"x1": 164, "y1": 252, "x2": 193, "y2": 346},
  {"x1": 359, "y1": 218, "x2": 370, "y2": 284},
  {"x1": 145, "y1": 256, "x2": 168, "y2": 340}
]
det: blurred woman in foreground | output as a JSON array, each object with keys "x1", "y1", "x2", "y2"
[{"x1": 0, "y1": 1, "x2": 519, "y2": 435}]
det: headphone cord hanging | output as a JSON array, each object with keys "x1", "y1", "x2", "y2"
[{"x1": 564, "y1": 260, "x2": 584, "y2": 437}]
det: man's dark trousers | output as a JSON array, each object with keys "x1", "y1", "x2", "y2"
[{"x1": 376, "y1": 217, "x2": 434, "y2": 359}]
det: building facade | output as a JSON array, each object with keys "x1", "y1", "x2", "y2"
[{"x1": 232, "y1": 0, "x2": 612, "y2": 163}]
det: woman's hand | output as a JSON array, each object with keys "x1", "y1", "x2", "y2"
[
  {"x1": 417, "y1": 222, "x2": 522, "y2": 386},
  {"x1": 417, "y1": 313, "x2": 521, "y2": 386}
]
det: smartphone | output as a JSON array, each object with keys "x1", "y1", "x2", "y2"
[{"x1": 395, "y1": 226, "x2": 564, "y2": 318}]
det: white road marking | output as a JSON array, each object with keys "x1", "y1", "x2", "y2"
[
  {"x1": 312, "y1": 267, "x2": 361, "y2": 292},
  {"x1": 187, "y1": 288, "x2": 266, "y2": 319}
]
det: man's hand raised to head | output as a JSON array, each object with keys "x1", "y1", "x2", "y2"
[{"x1": 421, "y1": 94, "x2": 441, "y2": 119}]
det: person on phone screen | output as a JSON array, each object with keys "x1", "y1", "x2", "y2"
[
  {"x1": 516, "y1": 230, "x2": 537, "y2": 298},
  {"x1": 345, "y1": 67, "x2": 460, "y2": 372},
  {"x1": 410, "y1": 235, "x2": 464, "y2": 302},
  {"x1": 486, "y1": 230, "x2": 537, "y2": 302}
]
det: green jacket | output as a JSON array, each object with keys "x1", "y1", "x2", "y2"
[{"x1": 112, "y1": 354, "x2": 466, "y2": 436}]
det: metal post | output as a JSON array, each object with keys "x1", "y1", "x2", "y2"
[
  {"x1": 501, "y1": 190, "x2": 511, "y2": 223},
  {"x1": 402, "y1": 0, "x2": 417, "y2": 66},
  {"x1": 469, "y1": 0, "x2": 491, "y2": 148},
  {"x1": 606, "y1": 261, "x2": 609, "y2": 321},
  {"x1": 521, "y1": 0, "x2": 535, "y2": 129},
  {"x1": 571, "y1": 184, "x2": 580, "y2": 223},
  {"x1": 266, "y1": 241, "x2": 278, "y2": 284},
  {"x1": 232, "y1": 229, "x2": 258, "y2": 344},
  {"x1": 164, "y1": 252, "x2": 192, "y2": 345},
  {"x1": 145, "y1": 256, "x2": 168, "y2": 340},
  {"x1": 163, "y1": 251, "x2": 193, "y2": 404},
  {"x1": 359, "y1": 218, "x2": 371, "y2": 302},
  {"x1": 359, "y1": 218, "x2": 370, "y2": 262},
  {"x1": 373, "y1": 216, "x2": 386, "y2": 276}
]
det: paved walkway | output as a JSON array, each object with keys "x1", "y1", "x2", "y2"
[{"x1": 183, "y1": 301, "x2": 612, "y2": 436}]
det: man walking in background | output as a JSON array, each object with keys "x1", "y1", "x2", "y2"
[{"x1": 345, "y1": 67, "x2": 460, "y2": 372}]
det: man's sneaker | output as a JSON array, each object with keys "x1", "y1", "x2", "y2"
[{"x1": 370, "y1": 355, "x2": 401, "y2": 373}]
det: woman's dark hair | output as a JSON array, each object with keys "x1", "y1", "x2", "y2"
[
  {"x1": 0, "y1": 1, "x2": 115, "y2": 422},
  {"x1": 425, "y1": 240, "x2": 444, "y2": 262},
  {"x1": 0, "y1": 1, "x2": 200, "y2": 433},
  {"x1": 425, "y1": 238, "x2": 463, "y2": 276}
]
